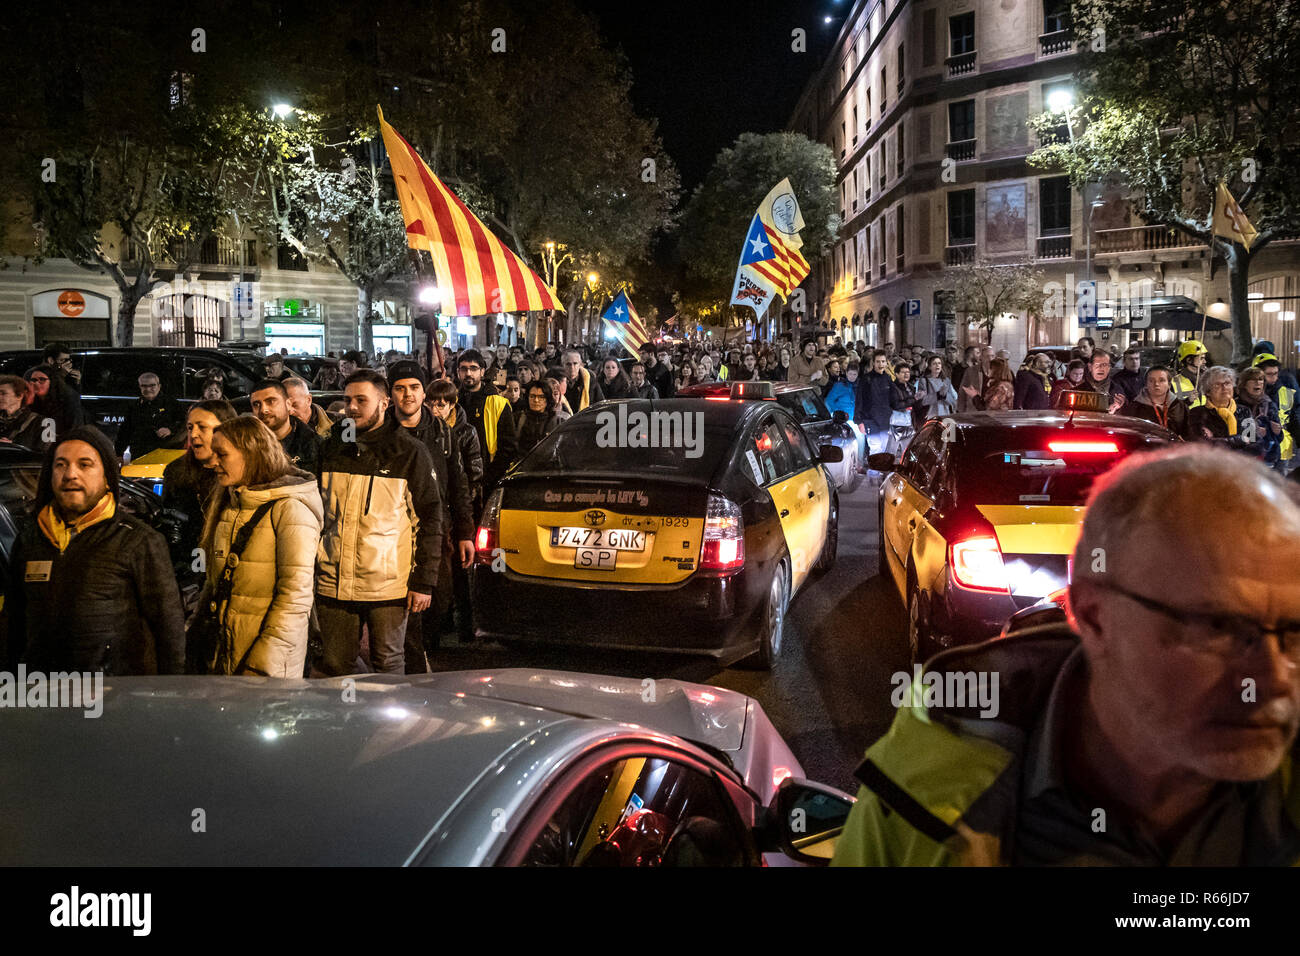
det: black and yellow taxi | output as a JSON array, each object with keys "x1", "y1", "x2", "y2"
[
  {"x1": 871, "y1": 399, "x2": 1172, "y2": 663},
  {"x1": 471, "y1": 386, "x2": 842, "y2": 668}
]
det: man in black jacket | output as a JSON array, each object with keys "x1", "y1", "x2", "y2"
[
  {"x1": 856, "y1": 351, "x2": 895, "y2": 459},
  {"x1": 640, "y1": 344, "x2": 674, "y2": 398},
  {"x1": 7, "y1": 426, "x2": 185, "y2": 675},
  {"x1": 114, "y1": 372, "x2": 184, "y2": 460},
  {"x1": 456, "y1": 349, "x2": 518, "y2": 492},
  {"x1": 388, "y1": 361, "x2": 474, "y2": 667},
  {"x1": 251, "y1": 379, "x2": 320, "y2": 474},
  {"x1": 315, "y1": 369, "x2": 444, "y2": 675},
  {"x1": 429, "y1": 376, "x2": 484, "y2": 644}
]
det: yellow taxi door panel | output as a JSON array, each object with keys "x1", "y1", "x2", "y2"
[{"x1": 767, "y1": 465, "x2": 828, "y2": 591}]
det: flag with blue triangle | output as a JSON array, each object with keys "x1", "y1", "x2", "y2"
[{"x1": 601, "y1": 289, "x2": 650, "y2": 352}]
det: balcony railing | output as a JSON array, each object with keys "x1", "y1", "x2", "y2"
[
  {"x1": 1038, "y1": 30, "x2": 1073, "y2": 56},
  {"x1": 946, "y1": 139, "x2": 976, "y2": 162},
  {"x1": 946, "y1": 244, "x2": 976, "y2": 266},
  {"x1": 124, "y1": 236, "x2": 256, "y2": 270},
  {"x1": 946, "y1": 51, "x2": 977, "y2": 77},
  {"x1": 1094, "y1": 225, "x2": 1202, "y2": 255},
  {"x1": 1037, "y1": 235, "x2": 1073, "y2": 259}
]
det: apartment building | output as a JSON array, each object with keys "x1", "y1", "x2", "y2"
[{"x1": 787, "y1": 0, "x2": 1300, "y2": 366}]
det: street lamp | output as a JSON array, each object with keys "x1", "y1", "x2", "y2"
[{"x1": 272, "y1": 102, "x2": 294, "y2": 119}]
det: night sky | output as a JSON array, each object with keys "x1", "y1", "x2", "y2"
[{"x1": 577, "y1": 0, "x2": 842, "y2": 192}]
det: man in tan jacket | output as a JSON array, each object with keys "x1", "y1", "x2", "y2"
[{"x1": 787, "y1": 337, "x2": 827, "y2": 386}]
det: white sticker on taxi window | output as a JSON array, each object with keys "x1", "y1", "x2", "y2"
[
  {"x1": 25, "y1": 561, "x2": 52, "y2": 582},
  {"x1": 745, "y1": 450, "x2": 763, "y2": 484}
]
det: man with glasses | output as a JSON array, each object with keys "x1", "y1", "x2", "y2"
[
  {"x1": 456, "y1": 349, "x2": 517, "y2": 494},
  {"x1": 42, "y1": 343, "x2": 81, "y2": 392},
  {"x1": 113, "y1": 372, "x2": 183, "y2": 461},
  {"x1": 837, "y1": 445, "x2": 1300, "y2": 865},
  {"x1": 1078, "y1": 350, "x2": 1126, "y2": 414}
]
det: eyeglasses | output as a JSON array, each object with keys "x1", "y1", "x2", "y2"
[
  {"x1": 1088, "y1": 581, "x2": 1300, "y2": 661},
  {"x1": 430, "y1": 399, "x2": 453, "y2": 407}
]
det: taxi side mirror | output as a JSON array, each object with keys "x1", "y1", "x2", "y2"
[
  {"x1": 761, "y1": 778, "x2": 856, "y2": 866},
  {"x1": 867, "y1": 452, "x2": 896, "y2": 471},
  {"x1": 818, "y1": 444, "x2": 843, "y2": 463},
  {"x1": 831, "y1": 409, "x2": 849, "y2": 425}
]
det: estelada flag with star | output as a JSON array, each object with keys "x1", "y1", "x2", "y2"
[
  {"x1": 729, "y1": 178, "x2": 811, "y2": 320},
  {"x1": 1212, "y1": 182, "x2": 1258, "y2": 252},
  {"x1": 601, "y1": 289, "x2": 651, "y2": 353},
  {"x1": 377, "y1": 106, "x2": 563, "y2": 316}
]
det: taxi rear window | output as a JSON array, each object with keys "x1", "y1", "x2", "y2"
[
  {"x1": 963, "y1": 437, "x2": 1152, "y2": 505},
  {"x1": 516, "y1": 417, "x2": 736, "y2": 479}
]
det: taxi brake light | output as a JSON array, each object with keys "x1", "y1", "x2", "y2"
[
  {"x1": 475, "y1": 488, "x2": 504, "y2": 563},
  {"x1": 949, "y1": 535, "x2": 1010, "y2": 593},
  {"x1": 699, "y1": 494, "x2": 745, "y2": 572},
  {"x1": 1047, "y1": 440, "x2": 1119, "y2": 453}
]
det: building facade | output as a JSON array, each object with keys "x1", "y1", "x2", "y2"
[{"x1": 789, "y1": 0, "x2": 1300, "y2": 366}]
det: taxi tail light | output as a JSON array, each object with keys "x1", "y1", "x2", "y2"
[
  {"x1": 475, "y1": 488, "x2": 504, "y2": 563},
  {"x1": 699, "y1": 494, "x2": 745, "y2": 572},
  {"x1": 1047, "y1": 440, "x2": 1119, "y2": 454},
  {"x1": 949, "y1": 534, "x2": 1010, "y2": 593}
]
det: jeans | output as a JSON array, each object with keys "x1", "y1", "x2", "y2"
[{"x1": 316, "y1": 596, "x2": 410, "y2": 675}]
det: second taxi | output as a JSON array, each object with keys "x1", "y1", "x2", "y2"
[{"x1": 471, "y1": 387, "x2": 842, "y2": 668}]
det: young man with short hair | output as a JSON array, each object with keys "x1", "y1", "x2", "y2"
[{"x1": 251, "y1": 378, "x2": 321, "y2": 474}]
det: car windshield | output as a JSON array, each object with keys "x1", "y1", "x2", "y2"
[
  {"x1": 515, "y1": 413, "x2": 734, "y2": 480},
  {"x1": 963, "y1": 436, "x2": 1157, "y2": 506}
]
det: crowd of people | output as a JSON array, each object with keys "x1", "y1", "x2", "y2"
[{"x1": 5, "y1": 329, "x2": 1299, "y2": 683}]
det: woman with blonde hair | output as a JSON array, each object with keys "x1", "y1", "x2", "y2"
[{"x1": 194, "y1": 415, "x2": 323, "y2": 676}]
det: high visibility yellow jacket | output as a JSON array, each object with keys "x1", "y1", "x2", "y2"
[{"x1": 831, "y1": 627, "x2": 1300, "y2": 866}]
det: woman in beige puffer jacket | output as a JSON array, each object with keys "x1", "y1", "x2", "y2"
[{"x1": 199, "y1": 416, "x2": 323, "y2": 677}]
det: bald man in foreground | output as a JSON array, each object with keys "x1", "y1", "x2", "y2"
[{"x1": 834, "y1": 445, "x2": 1300, "y2": 865}]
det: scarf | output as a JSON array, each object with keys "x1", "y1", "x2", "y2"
[
  {"x1": 1211, "y1": 397, "x2": 1238, "y2": 436},
  {"x1": 37, "y1": 493, "x2": 116, "y2": 553}
]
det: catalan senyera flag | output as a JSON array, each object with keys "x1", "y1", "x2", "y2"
[
  {"x1": 601, "y1": 289, "x2": 651, "y2": 353},
  {"x1": 730, "y1": 178, "x2": 811, "y2": 320},
  {"x1": 377, "y1": 107, "x2": 563, "y2": 316},
  {"x1": 1212, "y1": 182, "x2": 1258, "y2": 252}
]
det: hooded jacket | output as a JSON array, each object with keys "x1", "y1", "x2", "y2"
[
  {"x1": 6, "y1": 426, "x2": 185, "y2": 675},
  {"x1": 202, "y1": 471, "x2": 324, "y2": 676},
  {"x1": 856, "y1": 370, "x2": 895, "y2": 431},
  {"x1": 1123, "y1": 388, "x2": 1190, "y2": 439},
  {"x1": 316, "y1": 418, "x2": 444, "y2": 602}
]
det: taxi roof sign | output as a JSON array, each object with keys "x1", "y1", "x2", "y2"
[
  {"x1": 729, "y1": 380, "x2": 774, "y2": 400},
  {"x1": 1057, "y1": 389, "x2": 1108, "y2": 413}
]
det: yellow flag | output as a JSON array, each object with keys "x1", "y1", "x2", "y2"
[{"x1": 1212, "y1": 182, "x2": 1258, "y2": 251}]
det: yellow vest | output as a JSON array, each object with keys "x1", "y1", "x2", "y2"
[{"x1": 1277, "y1": 385, "x2": 1294, "y2": 460}]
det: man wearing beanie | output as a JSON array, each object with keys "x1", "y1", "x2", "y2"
[
  {"x1": 6, "y1": 426, "x2": 185, "y2": 675},
  {"x1": 387, "y1": 360, "x2": 475, "y2": 667}
]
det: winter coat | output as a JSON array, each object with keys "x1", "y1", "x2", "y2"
[
  {"x1": 445, "y1": 403, "x2": 486, "y2": 516},
  {"x1": 316, "y1": 418, "x2": 444, "y2": 602},
  {"x1": 1110, "y1": 368, "x2": 1144, "y2": 404},
  {"x1": 202, "y1": 472, "x2": 323, "y2": 677},
  {"x1": 392, "y1": 405, "x2": 475, "y2": 544},
  {"x1": 517, "y1": 409, "x2": 560, "y2": 457},
  {"x1": 0, "y1": 408, "x2": 50, "y2": 452},
  {"x1": 980, "y1": 379, "x2": 1016, "y2": 411},
  {"x1": 856, "y1": 370, "x2": 895, "y2": 431},
  {"x1": 788, "y1": 352, "x2": 827, "y2": 386},
  {"x1": 114, "y1": 394, "x2": 185, "y2": 459},
  {"x1": 628, "y1": 381, "x2": 660, "y2": 400},
  {"x1": 1013, "y1": 369, "x2": 1051, "y2": 410},
  {"x1": 1235, "y1": 395, "x2": 1283, "y2": 464},
  {"x1": 6, "y1": 426, "x2": 184, "y2": 675},
  {"x1": 1122, "y1": 389, "x2": 1190, "y2": 439},
  {"x1": 824, "y1": 379, "x2": 856, "y2": 421},
  {"x1": 458, "y1": 382, "x2": 518, "y2": 490},
  {"x1": 163, "y1": 452, "x2": 221, "y2": 558},
  {"x1": 957, "y1": 364, "x2": 985, "y2": 413},
  {"x1": 645, "y1": 362, "x2": 674, "y2": 398},
  {"x1": 915, "y1": 376, "x2": 958, "y2": 420},
  {"x1": 280, "y1": 416, "x2": 322, "y2": 475}
]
